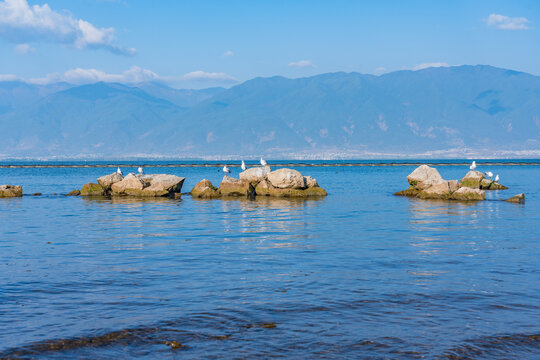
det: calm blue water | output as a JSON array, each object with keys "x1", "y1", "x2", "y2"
[{"x1": 0, "y1": 163, "x2": 539, "y2": 359}]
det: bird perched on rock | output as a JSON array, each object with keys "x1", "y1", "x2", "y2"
[
  {"x1": 138, "y1": 167, "x2": 144, "y2": 175},
  {"x1": 260, "y1": 157, "x2": 267, "y2": 166},
  {"x1": 485, "y1": 171, "x2": 493, "y2": 179},
  {"x1": 223, "y1": 166, "x2": 231, "y2": 173},
  {"x1": 494, "y1": 174, "x2": 499, "y2": 182},
  {"x1": 470, "y1": 161, "x2": 476, "y2": 170},
  {"x1": 117, "y1": 167, "x2": 123, "y2": 175},
  {"x1": 241, "y1": 160, "x2": 246, "y2": 171}
]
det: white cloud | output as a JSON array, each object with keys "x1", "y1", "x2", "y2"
[
  {"x1": 0, "y1": 74, "x2": 19, "y2": 81},
  {"x1": 412, "y1": 62, "x2": 450, "y2": 71},
  {"x1": 374, "y1": 67, "x2": 387, "y2": 75},
  {"x1": 182, "y1": 70, "x2": 237, "y2": 82},
  {"x1": 288, "y1": 60, "x2": 315, "y2": 68},
  {"x1": 486, "y1": 14, "x2": 529, "y2": 30},
  {"x1": 223, "y1": 50, "x2": 234, "y2": 57},
  {"x1": 14, "y1": 42, "x2": 34, "y2": 53},
  {"x1": 1, "y1": 66, "x2": 238, "y2": 85},
  {"x1": 0, "y1": 0, "x2": 134, "y2": 55}
]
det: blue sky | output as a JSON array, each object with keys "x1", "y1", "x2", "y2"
[{"x1": 0, "y1": 0, "x2": 538, "y2": 88}]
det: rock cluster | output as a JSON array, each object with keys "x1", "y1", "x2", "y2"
[
  {"x1": 395, "y1": 164, "x2": 515, "y2": 201},
  {"x1": 460, "y1": 171, "x2": 508, "y2": 190},
  {"x1": 76, "y1": 173, "x2": 185, "y2": 198},
  {"x1": 0, "y1": 185, "x2": 23, "y2": 198},
  {"x1": 191, "y1": 167, "x2": 326, "y2": 199}
]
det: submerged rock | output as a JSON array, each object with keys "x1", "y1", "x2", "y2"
[
  {"x1": 460, "y1": 170, "x2": 485, "y2": 189},
  {"x1": 407, "y1": 165, "x2": 443, "y2": 189},
  {"x1": 0, "y1": 185, "x2": 22, "y2": 198},
  {"x1": 505, "y1": 193, "x2": 525, "y2": 204},
  {"x1": 218, "y1": 175, "x2": 253, "y2": 196},
  {"x1": 80, "y1": 183, "x2": 105, "y2": 196},
  {"x1": 191, "y1": 179, "x2": 220, "y2": 198},
  {"x1": 267, "y1": 168, "x2": 305, "y2": 189},
  {"x1": 449, "y1": 187, "x2": 485, "y2": 201},
  {"x1": 394, "y1": 187, "x2": 420, "y2": 197}
]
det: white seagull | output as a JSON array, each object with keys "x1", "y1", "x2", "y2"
[
  {"x1": 138, "y1": 166, "x2": 144, "y2": 175},
  {"x1": 241, "y1": 160, "x2": 246, "y2": 171},
  {"x1": 223, "y1": 166, "x2": 231, "y2": 173},
  {"x1": 260, "y1": 157, "x2": 267, "y2": 166},
  {"x1": 494, "y1": 174, "x2": 499, "y2": 182},
  {"x1": 485, "y1": 171, "x2": 493, "y2": 179},
  {"x1": 116, "y1": 167, "x2": 123, "y2": 175},
  {"x1": 470, "y1": 161, "x2": 476, "y2": 170}
]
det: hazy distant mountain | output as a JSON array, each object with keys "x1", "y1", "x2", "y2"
[
  {"x1": 0, "y1": 65, "x2": 539, "y2": 158},
  {"x1": 135, "y1": 82, "x2": 225, "y2": 107}
]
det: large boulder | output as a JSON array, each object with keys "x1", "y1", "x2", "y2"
[
  {"x1": 407, "y1": 165, "x2": 443, "y2": 189},
  {"x1": 218, "y1": 175, "x2": 252, "y2": 196},
  {"x1": 505, "y1": 193, "x2": 525, "y2": 204},
  {"x1": 449, "y1": 187, "x2": 485, "y2": 201},
  {"x1": 191, "y1": 179, "x2": 220, "y2": 198},
  {"x1": 110, "y1": 173, "x2": 184, "y2": 197},
  {"x1": 0, "y1": 185, "x2": 22, "y2": 198},
  {"x1": 97, "y1": 173, "x2": 124, "y2": 191},
  {"x1": 80, "y1": 183, "x2": 105, "y2": 196},
  {"x1": 255, "y1": 179, "x2": 326, "y2": 197},
  {"x1": 267, "y1": 168, "x2": 305, "y2": 189},
  {"x1": 144, "y1": 174, "x2": 184, "y2": 193},
  {"x1": 111, "y1": 173, "x2": 147, "y2": 195},
  {"x1": 460, "y1": 171, "x2": 485, "y2": 189},
  {"x1": 417, "y1": 181, "x2": 452, "y2": 200},
  {"x1": 239, "y1": 166, "x2": 271, "y2": 185}
]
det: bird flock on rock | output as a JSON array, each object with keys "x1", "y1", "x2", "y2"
[
  {"x1": 470, "y1": 161, "x2": 499, "y2": 182},
  {"x1": 115, "y1": 159, "x2": 269, "y2": 178}
]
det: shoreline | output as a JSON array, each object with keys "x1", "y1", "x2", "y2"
[{"x1": 2, "y1": 162, "x2": 540, "y2": 168}]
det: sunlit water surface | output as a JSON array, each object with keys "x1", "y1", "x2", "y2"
[{"x1": 1, "y1": 164, "x2": 539, "y2": 359}]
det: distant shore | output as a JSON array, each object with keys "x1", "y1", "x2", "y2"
[{"x1": 2, "y1": 162, "x2": 540, "y2": 168}]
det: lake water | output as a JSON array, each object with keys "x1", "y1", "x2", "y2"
[{"x1": 1, "y1": 162, "x2": 539, "y2": 359}]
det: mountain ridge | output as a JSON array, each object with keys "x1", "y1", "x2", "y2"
[{"x1": 1, "y1": 65, "x2": 539, "y2": 159}]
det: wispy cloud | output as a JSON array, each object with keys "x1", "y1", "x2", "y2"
[
  {"x1": 288, "y1": 60, "x2": 315, "y2": 68},
  {"x1": 412, "y1": 62, "x2": 450, "y2": 71},
  {"x1": 0, "y1": 66, "x2": 238, "y2": 85},
  {"x1": 223, "y1": 50, "x2": 234, "y2": 57},
  {"x1": 14, "y1": 42, "x2": 34, "y2": 54},
  {"x1": 0, "y1": 74, "x2": 19, "y2": 81},
  {"x1": 0, "y1": 0, "x2": 135, "y2": 55},
  {"x1": 374, "y1": 67, "x2": 387, "y2": 75},
  {"x1": 486, "y1": 14, "x2": 530, "y2": 30},
  {"x1": 182, "y1": 70, "x2": 237, "y2": 82}
]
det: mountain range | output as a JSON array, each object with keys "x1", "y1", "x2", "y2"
[{"x1": 1, "y1": 65, "x2": 539, "y2": 159}]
